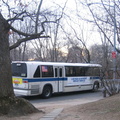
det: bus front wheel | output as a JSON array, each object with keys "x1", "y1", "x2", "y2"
[
  {"x1": 42, "y1": 85, "x2": 52, "y2": 98},
  {"x1": 92, "y1": 82, "x2": 99, "y2": 92}
]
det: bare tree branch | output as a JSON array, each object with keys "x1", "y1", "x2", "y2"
[
  {"x1": 9, "y1": 35, "x2": 49, "y2": 50},
  {"x1": 87, "y1": 3, "x2": 114, "y2": 47},
  {"x1": 35, "y1": 0, "x2": 44, "y2": 33},
  {"x1": 7, "y1": 11, "x2": 26, "y2": 22}
]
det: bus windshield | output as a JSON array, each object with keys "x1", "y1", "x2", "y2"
[{"x1": 12, "y1": 63, "x2": 27, "y2": 77}]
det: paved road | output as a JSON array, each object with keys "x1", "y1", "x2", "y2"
[{"x1": 22, "y1": 90, "x2": 104, "y2": 108}]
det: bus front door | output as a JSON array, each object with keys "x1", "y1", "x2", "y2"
[{"x1": 54, "y1": 67, "x2": 64, "y2": 92}]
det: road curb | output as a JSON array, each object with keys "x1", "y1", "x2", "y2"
[{"x1": 39, "y1": 108, "x2": 63, "y2": 120}]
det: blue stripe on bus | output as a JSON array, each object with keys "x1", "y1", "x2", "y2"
[
  {"x1": 90, "y1": 77, "x2": 100, "y2": 79},
  {"x1": 22, "y1": 77, "x2": 100, "y2": 83},
  {"x1": 23, "y1": 78, "x2": 67, "y2": 82}
]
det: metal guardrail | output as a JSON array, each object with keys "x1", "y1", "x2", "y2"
[{"x1": 102, "y1": 79, "x2": 120, "y2": 82}]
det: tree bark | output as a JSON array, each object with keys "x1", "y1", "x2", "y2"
[
  {"x1": 0, "y1": 13, "x2": 39, "y2": 116},
  {"x1": 0, "y1": 13, "x2": 14, "y2": 97}
]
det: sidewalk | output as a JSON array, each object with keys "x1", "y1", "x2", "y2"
[{"x1": 39, "y1": 108, "x2": 63, "y2": 120}]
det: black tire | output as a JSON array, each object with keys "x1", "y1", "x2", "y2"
[
  {"x1": 42, "y1": 85, "x2": 52, "y2": 98},
  {"x1": 92, "y1": 82, "x2": 99, "y2": 92}
]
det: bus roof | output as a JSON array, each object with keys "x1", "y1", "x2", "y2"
[{"x1": 12, "y1": 61, "x2": 102, "y2": 67}]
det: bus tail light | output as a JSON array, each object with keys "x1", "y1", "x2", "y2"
[{"x1": 23, "y1": 80, "x2": 28, "y2": 83}]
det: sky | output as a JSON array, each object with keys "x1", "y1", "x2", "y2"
[
  {"x1": 0, "y1": 0, "x2": 102, "y2": 48},
  {"x1": 46, "y1": 0, "x2": 102, "y2": 47}
]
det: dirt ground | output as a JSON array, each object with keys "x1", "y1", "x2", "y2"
[
  {"x1": 55, "y1": 93, "x2": 120, "y2": 120},
  {"x1": 1, "y1": 94, "x2": 120, "y2": 120}
]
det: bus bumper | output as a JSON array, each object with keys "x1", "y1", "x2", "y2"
[{"x1": 14, "y1": 89, "x2": 31, "y2": 96}]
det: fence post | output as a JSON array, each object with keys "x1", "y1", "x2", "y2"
[{"x1": 102, "y1": 88, "x2": 106, "y2": 97}]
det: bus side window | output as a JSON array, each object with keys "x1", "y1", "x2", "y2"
[
  {"x1": 85, "y1": 67, "x2": 93, "y2": 76},
  {"x1": 55, "y1": 68, "x2": 58, "y2": 77},
  {"x1": 80, "y1": 67, "x2": 86, "y2": 76},
  {"x1": 41, "y1": 65, "x2": 53, "y2": 77},
  {"x1": 33, "y1": 66, "x2": 40, "y2": 77},
  {"x1": 85, "y1": 67, "x2": 100, "y2": 76},
  {"x1": 65, "y1": 66, "x2": 76, "y2": 77},
  {"x1": 59, "y1": 68, "x2": 62, "y2": 77},
  {"x1": 93, "y1": 68, "x2": 100, "y2": 76}
]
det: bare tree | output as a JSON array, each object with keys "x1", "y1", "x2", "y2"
[
  {"x1": 0, "y1": 0, "x2": 66, "y2": 115},
  {"x1": 29, "y1": 1, "x2": 68, "y2": 62},
  {"x1": 78, "y1": 0, "x2": 120, "y2": 96}
]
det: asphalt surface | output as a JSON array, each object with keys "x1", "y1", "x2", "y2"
[{"x1": 22, "y1": 90, "x2": 103, "y2": 108}]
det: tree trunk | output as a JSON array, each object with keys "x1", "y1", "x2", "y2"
[
  {"x1": 0, "y1": 13, "x2": 40, "y2": 116},
  {"x1": 0, "y1": 13, "x2": 14, "y2": 97}
]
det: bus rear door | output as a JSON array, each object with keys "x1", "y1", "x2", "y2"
[{"x1": 54, "y1": 66, "x2": 64, "y2": 92}]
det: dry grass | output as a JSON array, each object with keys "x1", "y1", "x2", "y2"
[{"x1": 56, "y1": 93, "x2": 120, "y2": 120}]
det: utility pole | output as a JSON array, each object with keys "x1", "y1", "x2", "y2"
[{"x1": 113, "y1": 0, "x2": 116, "y2": 81}]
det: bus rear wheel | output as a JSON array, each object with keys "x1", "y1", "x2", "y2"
[{"x1": 42, "y1": 85, "x2": 52, "y2": 98}]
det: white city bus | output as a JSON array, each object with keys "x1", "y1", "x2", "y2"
[{"x1": 12, "y1": 61, "x2": 102, "y2": 98}]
